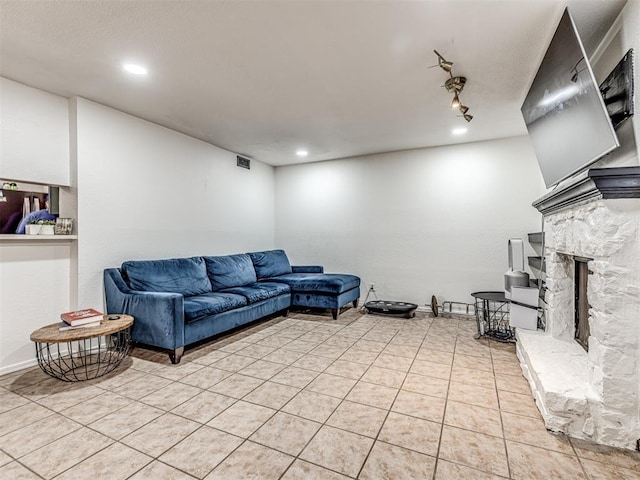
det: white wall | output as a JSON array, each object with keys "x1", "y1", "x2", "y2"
[
  {"x1": 0, "y1": 241, "x2": 73, "y2": 373},
  {"x1": 0, "y1": 77, "x2": 70, "y2": 186},
  {"x1": 275, "y1": 136, "x2": 546, "y2": 306},
  {"x1": 0, "y1": 79, "x2": 74, "y2": 374},
  {"x1": 75, "y1": 98, "x2": 275, "y2": 309}
]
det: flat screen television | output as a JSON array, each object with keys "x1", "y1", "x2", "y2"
[{"x1": 521, "y1": 8, "x2": 619, "y2": 188}]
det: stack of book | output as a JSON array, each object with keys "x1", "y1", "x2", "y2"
[{"x1": 59, "y1": 308, "x2": 104, "y2": 331}]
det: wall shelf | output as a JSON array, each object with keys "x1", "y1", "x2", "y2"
[
  {"x1": 527, "y1": 232, "x2": 544, "y2": 245},
  {"x1": 0, "y1": 234, "x2": 77, "y2": 241},
  {"x1": 527, "y1": 232, "x2": 546, "y2": 330},
  {"x1": 528, "y1": 256, "x2": 544, "y2": 271}
]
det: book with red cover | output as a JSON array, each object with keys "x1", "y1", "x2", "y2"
[
  {"x1": 60, "y1": 308, "x2": 104, "y2": 326},
  {"x1": 58, "y1": 321, "x2": 101, "y2": 331}
]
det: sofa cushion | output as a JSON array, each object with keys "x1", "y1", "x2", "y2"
[
  {"x1": 268, "y1": 273, "x2": 360, "y2": 294},
  {"x1": 122, "y1": 257, "x2": 212, "y2": 296},
  {"x1": 221, "y1": 282, "x2": 290, "y2": 304},
  {"x1": 292, "y1": 265, "x2": 324, "y2": 273},
  {"x1": 204, "y1": 254, "x2": 257, "y2": 291},
  {"x1": 248, "y1": 250, "x2": 292, "y2": 279},
  {"x1": 183, "y1": 292, "x2": 248, "y2": 322}
]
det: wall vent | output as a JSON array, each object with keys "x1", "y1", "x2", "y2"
[{"x1": 237, "y1": 156, "x2": 251, "y2": 170}]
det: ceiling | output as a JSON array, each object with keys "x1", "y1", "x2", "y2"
[{"x1": 0, "y1": 0, "x2": 627, "y2": 166}]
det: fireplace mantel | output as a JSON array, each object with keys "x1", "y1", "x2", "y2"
[{"x1": 533, "y1": 167, "x2": 640, "y2": 215}]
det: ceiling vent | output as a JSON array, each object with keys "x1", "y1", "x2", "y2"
[{"x1": 237, "y1": 156, "x2": 251, "y2": 169}]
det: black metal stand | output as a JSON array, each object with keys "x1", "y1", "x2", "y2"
[{"x1": 361, "y1": 284, "x2": 379, "y2": 305}]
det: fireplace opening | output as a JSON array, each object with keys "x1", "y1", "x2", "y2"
[{"x1": 574, "y1": 257, "x2": 591, "y2": 351}]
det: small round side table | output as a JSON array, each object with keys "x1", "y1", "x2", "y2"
[
  {"x1": 30, "y1": 314, "x2": 134, "y2": 381},
  {"x1": 470, "y1": 291, "x2": 514, "y2": 342}
]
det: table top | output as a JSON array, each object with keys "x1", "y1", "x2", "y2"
[
  {"x1": 30, "y1": 314, "x2": 134, "y2": 343},
  {"x1": 471, "y1": 291, "x2": 509, "y2": 302}
]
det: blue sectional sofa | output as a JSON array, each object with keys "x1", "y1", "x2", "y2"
[{"x1": 104, "y1": 250, "x2": 360, "y2": 363}]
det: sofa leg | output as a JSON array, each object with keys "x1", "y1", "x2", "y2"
[
  {"x1": 352, "y1": 299, "x2": 359, "y2": 308},
  {"x1": 282, "y1": 308, "x2": 289, "y2": 317},
  {"x1": 331, "y1": 308, "x2": 339, "y2": 320},
  {"x1": 169, "y1": 347, "x2": 184, "y2": 365}
]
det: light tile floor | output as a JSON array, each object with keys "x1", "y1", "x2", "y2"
[{"x1": 1, "y1": 309, "x2": 640, "y2": 479}]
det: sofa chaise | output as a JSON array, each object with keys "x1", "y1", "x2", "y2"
[{"x1": 104, "y1": 249, "x2": 360, "y2": 363}]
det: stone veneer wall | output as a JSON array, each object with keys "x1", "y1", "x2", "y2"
[{"x1": 543, "y1": 198, "x2": 640, "y2": 448}]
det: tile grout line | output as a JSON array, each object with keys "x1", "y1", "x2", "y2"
[
  {"x1": 3, "y1": 311, "x2": 418, "y2": 480},
  {"x1": 197, "y1": 312, "x2": 434, "y2": 478},
  {"x1": 564, "y1": 435, "x2": 592, "y2": 480},
  {"x1": 198, "y1": 316, "x2": 334, "y2": 478},
  {"x1": 278, "y1": 312, "x2": 388, "y2": 479},
  {"x1": 430, "y1": 316, "x2": 459, "y2": 480},
  {"x1": 125, "y1": 314, "x2": 305, "y2": 475},
  {"x1": 265, "y1": 314, "x2": 353, "y2": 480},
  {"x1": 136, "y1": 320, "x2": 507, "y2": 478},
  {"x1": 0, "y1": 446, "x2": 46, "y2": 480},
  {"x1": 121, "y1": 421, "x2": 236, "y2": 479},
  {"x1": 4, "y1": 312, "x2": 637, "y2": 479},
  {"x1": 354, "y1": 314, "x2": 435, "y2": 479},
  {"x1": 167, "y1": 312, "x2": 367, "y2": 479},
  {"x1": 491, "y1": 340, "x2": 514, "y2": 480}
]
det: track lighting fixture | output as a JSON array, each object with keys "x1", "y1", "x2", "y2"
[{"x1": 433, "y1": 50, "x2": 472, "y2": 122}]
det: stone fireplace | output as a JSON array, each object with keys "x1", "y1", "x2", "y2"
[{"x1": 517, "y1": 167, "x2": 640, "y2": 450}]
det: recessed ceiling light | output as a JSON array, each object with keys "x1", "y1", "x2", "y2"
[
  {"x1": 296, "y1": 149, "x2": 308, "y2": 157},
  {"x1": 452, "y1": 127, "x2": 467, "y2": 135},
  {"x1": 122, "y1": 63, "x2": 148, "y2": 75}
]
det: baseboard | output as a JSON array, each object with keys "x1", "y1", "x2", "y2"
[
  {"x1": 0, "y1": 357, "x2": 39, "y2": 376},
  {"x1": 0, "y1": 344, "x2": 78, "y2": 377}
]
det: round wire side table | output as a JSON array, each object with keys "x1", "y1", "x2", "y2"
[
  {"x1": 471, "y1": 291, "x2": 514, "y2": 342},
  {"x1": 30, "y1": 315, "x2": 133, "y2": 381}
]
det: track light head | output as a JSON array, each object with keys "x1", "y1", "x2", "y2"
[
  {"x1": 459, "y1": 105, "x2": 469, "y2": 114},
  {"x1": 433, "y1": 50, "x2": 453, "y2": 73},
  {"x1": 463, "y1": 114, "x2": 473, "y2": 122},
  {"x1": 450, "y1": 94, "x2": 461, "y2": 109}
]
